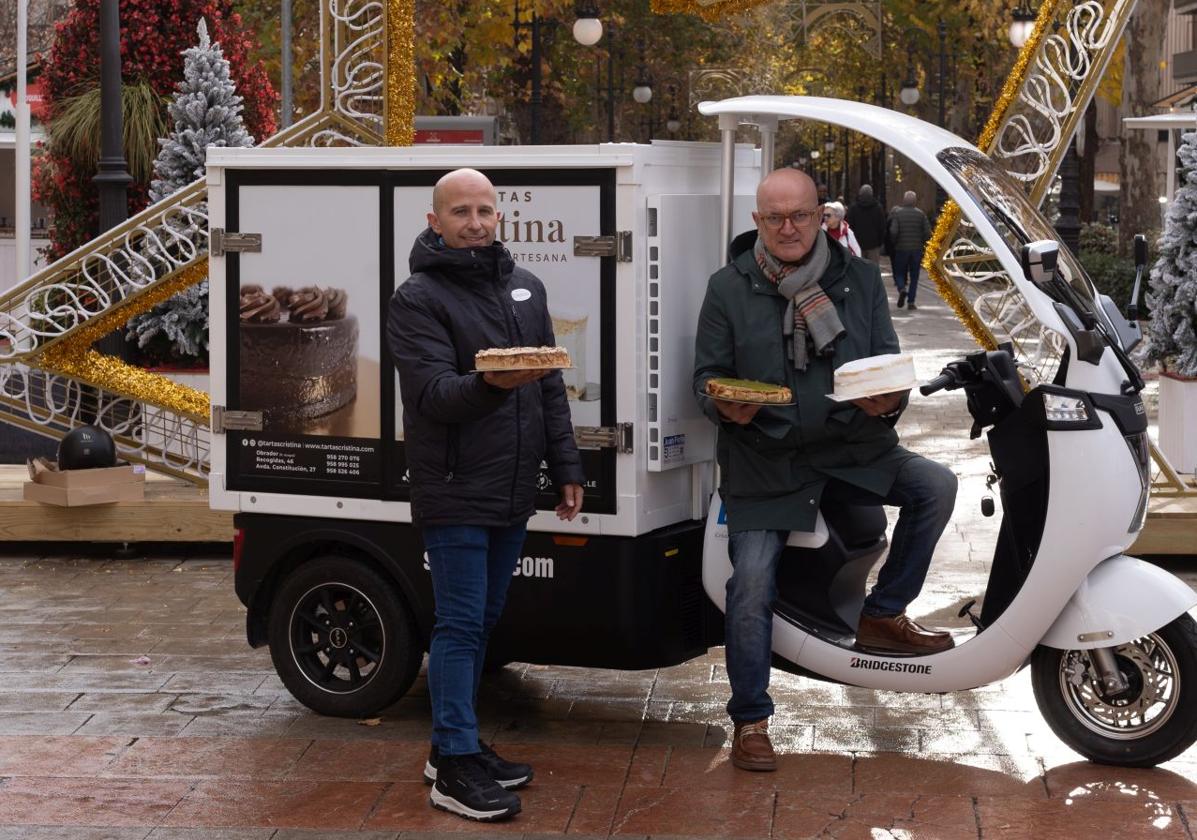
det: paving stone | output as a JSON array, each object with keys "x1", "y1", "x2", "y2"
[
  {"x1": 771, "y1": 793, "x2": 979, "y2": 840},
  {"x1": 146, "y1": 831, "x2": 276, "y2": 840},
  {"x1": 0, "y1": 711, "x2": 93, "y2": 735},
  {"x1": 0, "y1": 777, "x2": 191, "y2": 828},
  {"x1": 0, "y1": 829, "x2": 151, "y2": 840},
  {"x1": 607, "y1": 786, "x2": 774, "y2": 838},
  {"x1": 103, "y1": 736, "x2": 311, "y2": 779},
  {"x1": 975, "y1": 795, "x2": 1188, "y2": 838},
  {"x1": 161, "y1": 779, "x2": 387, "y2": 830},
  {"x1": 364, "y1": 780, "x2": 579, "y2": 833}
]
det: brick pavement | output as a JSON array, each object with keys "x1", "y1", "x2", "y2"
[{"x1": 0, "y1": 264, "x2": 1195, "y2": 839}]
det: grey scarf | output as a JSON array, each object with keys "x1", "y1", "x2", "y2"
[{"x1": 754, "y1": 233, "x2": 845, "y2": 370}]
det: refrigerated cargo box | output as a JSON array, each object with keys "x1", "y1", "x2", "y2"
[{"x1": 204, "y1": 142, "x2": 759, "y2": 714}]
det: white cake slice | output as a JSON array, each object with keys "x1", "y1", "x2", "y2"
[{"x1": 830, "y1": 353, "x2": 918, "y2": 401}]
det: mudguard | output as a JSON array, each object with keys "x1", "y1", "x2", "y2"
[{"x1": 1039, "y1": 554, "x2": 1197, "y2": 650}]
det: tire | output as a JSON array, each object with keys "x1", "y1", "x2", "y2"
[
  {"x1": 267, "y1": 555, "x2": 422, "y2": 718},
  {"x1": 1031, "y1": 613, "x2": 1197, "y2": 767}
]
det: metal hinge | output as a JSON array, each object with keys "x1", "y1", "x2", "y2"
[
  {"x1": 209, "y1": 228, "x2": 262, "y2": 257},
  {"x1": 574, "y1": 423, "x2": 633, "y2": 453},
  {"x1": 573, "y1": 231, "x2": 632, "y2": 262},
  {"x1": 211, "y1": 405, "x2": 263, "y2": 433}
]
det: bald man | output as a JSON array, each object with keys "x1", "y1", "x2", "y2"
[
  {"x1": 693, "y1": 169, "x2": 956, "y2": 772},
  {"x1": 388, "y1": 168, "x2": 584, "y2": 821}
]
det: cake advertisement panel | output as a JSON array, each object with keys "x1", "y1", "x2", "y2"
[
  {"x1": 233, "y1": 184, "x2": 382, "y2": 484},
  {"x1": 392, "y1": 182, "x2": 609, "y2": 506}
]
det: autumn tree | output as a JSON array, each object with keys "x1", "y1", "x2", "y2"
[{"x1": 33, "y1": 0, "x2": 276, "y2": 260}]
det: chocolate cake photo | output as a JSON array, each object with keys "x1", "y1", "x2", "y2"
[{"x1": 239, "y1": 284, "x2": 358, "y2": 429}]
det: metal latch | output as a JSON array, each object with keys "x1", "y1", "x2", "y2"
[
  {"x1": 574, "y1": 231, "x2": 632, "y2": 262},
  {"x1": 209, "y1": 228, "x2": 262, "y2": 257},
  {"x1": 574, "y1": 423, "x2": 633, "y2": 453},
  {"x1": 211, "y1": 405, "x2": 263, "y2": 433}
]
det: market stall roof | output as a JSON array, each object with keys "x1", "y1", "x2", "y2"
[
  {"x1": 1122, "y1": 111, "x2": 1197, "y2": 201},
  {"x1": 1123, "y1": 112, "x2": 1197, "y2": 130}
]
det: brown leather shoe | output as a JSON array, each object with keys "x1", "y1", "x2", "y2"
[
  {"x1": 856, "y1": 613, "x2": 954, "y2": 655},
  {"x1": 731, "y1": 718, "x2": 777, "y2": 771}
]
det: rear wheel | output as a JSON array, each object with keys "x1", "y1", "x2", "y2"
[
  {"x1": 267, "y1": 556, "x2": 421, "y2": 717},
  {"x1": 1031, "y1": 613, "x2": 1197, "y2": 767}
]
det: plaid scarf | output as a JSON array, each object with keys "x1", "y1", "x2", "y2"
[{"x1": 754, "y1": 232, "x2": 845, "y2": 370}]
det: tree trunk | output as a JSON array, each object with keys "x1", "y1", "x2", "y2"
[
  {"x1": 1120, "y1": 0, "x2": 1169, "y2": 253},
  {"x1": 1080, "y1": 101, "x2": 1098, "y2": 224}
]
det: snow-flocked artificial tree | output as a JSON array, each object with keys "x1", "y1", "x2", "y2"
[
  {"x1": 149, "y1": 17, "x2": 253, "y2": 202},
  {"x1": 128, "y1": 18, "x2": 254, "y2": 365},
  {"x1": 1147, "y1": 130, "x2": 1197, "y2": 377}
]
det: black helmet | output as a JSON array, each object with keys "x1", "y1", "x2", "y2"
[{"x1": 58, "y1": 425, "x2": 117, "y2": 470}]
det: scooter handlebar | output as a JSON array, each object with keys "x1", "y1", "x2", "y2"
[{"x1": 920, "y1": 373, "x2": 957, "y2": 396}]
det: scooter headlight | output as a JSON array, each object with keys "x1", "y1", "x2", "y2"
[{"x1": 1042, "y1": 393, "x2": 1090, "y2": 424}]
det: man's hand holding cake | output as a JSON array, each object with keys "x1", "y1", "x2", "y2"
[
  {"x1": 475, "y1": 346, "x2": 571, "y2": 390},
  {"x1": 704, "y1": 378, "x2": 792, "y2": 425}
]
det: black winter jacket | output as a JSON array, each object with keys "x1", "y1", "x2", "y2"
[{"x1": 387, "y1": 228, "x2": 584, "y2": 527}]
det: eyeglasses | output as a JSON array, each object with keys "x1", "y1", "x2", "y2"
[{"x1": 758, "y1": 209, "x2": 820, "y2": 230}]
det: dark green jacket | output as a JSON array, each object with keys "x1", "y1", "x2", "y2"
[{"x1": 693, "y1": 230, "x2": 915, "y2": 533}]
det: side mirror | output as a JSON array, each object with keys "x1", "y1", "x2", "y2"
[
  {"x1": 1129, "y1": 233, "x2": 1148, "y2": 321},
  {"x1": 1134, "y1": 233, "x2": 1148, "y2": 269},
  {"x1": 1020, "y1": 239, "x2": 1059, "y2": 286}
]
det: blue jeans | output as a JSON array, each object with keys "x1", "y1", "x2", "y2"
[
  {"x1": 421, "y1": 522, "x2": 527, "y2": 755},
  {"x1": 891, "y1": 249, "x2": 924, "y2": 303},
  {"x1": 724, "y1": 454, "x2": 956, "y2": 723}
]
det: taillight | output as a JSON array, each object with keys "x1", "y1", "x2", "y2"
[{"x1": 232, "y1": 527, "x2": 245, "y2": 573}]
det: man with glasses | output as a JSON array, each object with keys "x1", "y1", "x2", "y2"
[{"x1": 692, "y1": 168, "x2": 957, "y2": 773}]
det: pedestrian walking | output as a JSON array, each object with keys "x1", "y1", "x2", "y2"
[
  {"x1": 845, "y1": 184, "x2": 887, "y2": 265},
  {"x1": 822, "y1": 201, "x2": 860, "y2": 257},
  {"x1": 887, "y1": 190, "x2": 932, "y2": 310}
]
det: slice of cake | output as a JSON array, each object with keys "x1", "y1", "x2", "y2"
[
  {"x1": 832, "y1": 353, "x2": 917, "y2": 400},
  {"x1": 706, "y1": 378, "x2": 792, "y2": 404},
  {"x1": 239, "y1": 285, "x2": 358, "y2": 427},
  {"x1": 475, "y1": 346, "x2": 571, "y2": 371}
]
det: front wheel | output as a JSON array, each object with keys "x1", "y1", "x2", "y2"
[
  {"x1": 267, "y1": 556, "x2": 422, "y2": 718},
  {"x1": 1031, "y1": 613, "x2": 1197, "y2": 767}
]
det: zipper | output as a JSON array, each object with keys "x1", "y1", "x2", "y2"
[
  {"x1": 444, "y1": 425, "x2": 459, "y2": 481},
  {"x1": 492, "y1": 272, "x2": 522, "y2": 520}
]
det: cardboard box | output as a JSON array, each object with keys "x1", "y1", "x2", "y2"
[{"x1": 23, "y1": 458, "x2": 146, "y2": 507}]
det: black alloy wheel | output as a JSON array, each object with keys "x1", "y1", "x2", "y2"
[{"x1": 267, "y1": 556, "x2": 421, "y2": 717}]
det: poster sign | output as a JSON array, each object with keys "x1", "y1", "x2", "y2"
[{"x1": 232, "y1": 183, "x2": 381, "y2": 487}]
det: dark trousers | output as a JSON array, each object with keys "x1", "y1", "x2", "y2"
[
  {"x1": 891, "y1": 249, "x2": 924, "y2": 302},
  {"x1": 422, "y1": 522, "x2": 528, "y2": 755}
]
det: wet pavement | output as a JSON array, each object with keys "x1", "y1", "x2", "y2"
[{"x1": 1, "y1": 264, "x2": 1195, "y2": 839}]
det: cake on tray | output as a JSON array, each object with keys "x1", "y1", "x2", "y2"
[
  {"x1": 239, "y1": 285, "x2": 357, "y2": 424},
  {"x1": 705, "y1": 378, "x2": 793, "y2": 404},
  {"x1": 830, "y1": 353, "x2": 918, "y2": 401},
  {"x1": 475, "y1": 346, "x2": 571, "y2": 371}
]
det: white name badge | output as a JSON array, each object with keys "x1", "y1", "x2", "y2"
[{"x1": 511, "y1": 288, "x2": 532, "y2": 302}]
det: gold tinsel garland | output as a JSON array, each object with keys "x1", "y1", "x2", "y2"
[
  {"x1": 650, "y1": 0, "x2": 773, "y2": 23},
  {"x1": 35, "y1": 259, "x2": 211, "y2": 422},
  {"x1": 924, "y1": 0, "x2": 1063, "y2": 353},
  {"x1": 385, "y1": 0, "x2": 415, "y2": 146}
]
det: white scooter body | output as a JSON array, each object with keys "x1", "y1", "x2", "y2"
[{"x1": 697, "y1": 96, "x2": 1197, "y2": 695}]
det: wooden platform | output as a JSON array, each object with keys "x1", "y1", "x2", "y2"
[
  {"x1": 0, "y1": 465, "x2": 233, "y2": 542},
  {"x1": 1132, "y1": 493, "x2": 1197, "y2": 556}
]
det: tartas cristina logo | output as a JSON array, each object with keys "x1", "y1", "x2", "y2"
[{"x1": 849, "y1": 656, "x2": 932, "y2": 675}]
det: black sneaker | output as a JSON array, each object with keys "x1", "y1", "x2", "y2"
[
  {"x1": 429, "y1": 753, "x2": 521, "y2": 822},
  {"x1": 896, "y1": 291, "x2": 906, "y2": 309},
  {"x1": 424, "y1": 742, "x2": 533, "y2": 790}
]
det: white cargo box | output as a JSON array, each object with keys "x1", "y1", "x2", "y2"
[{"x1": 205, "y1": 142, "x2": 760, "y2": 537}]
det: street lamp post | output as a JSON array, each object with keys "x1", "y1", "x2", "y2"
[
  {"x1": 515, "y1": 2, "x2": 606, "y2": 144},
  {"x1": 94, "y1": 0, "x2": 133, "y2": 359}
]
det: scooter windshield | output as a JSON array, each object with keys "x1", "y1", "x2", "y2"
[{"x1": 936, "y1": 147, "x2": 1107, "y2": 326}]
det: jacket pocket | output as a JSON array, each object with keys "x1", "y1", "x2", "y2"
[{"x1": 725, "y1": 431, "x2": 794, "y2": 497}]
